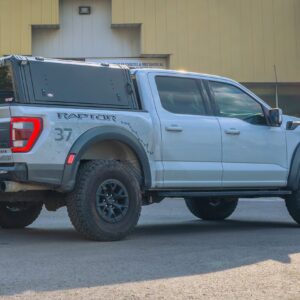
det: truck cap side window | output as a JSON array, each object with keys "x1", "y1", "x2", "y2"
[
  {"x1": 0, "y1": 65, "x2": 14, "y2": 103},
  {"x1": 210, "y1": 81, "x2": 267, "y2": 125},
  {"x1": 155, "y1": 76, "x2": 206, "y2": 115}
]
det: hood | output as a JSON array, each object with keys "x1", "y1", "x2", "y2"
[
  {"x1": 283, "y1": 114, "x2": 300, "y2": 131},
  {"x1": 283, "y1": 115, "x2": 300, "y2": 123}
]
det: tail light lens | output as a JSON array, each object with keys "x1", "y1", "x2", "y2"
[{"x1": 10, "y1": 117, "x2": 43, "y2": 153}]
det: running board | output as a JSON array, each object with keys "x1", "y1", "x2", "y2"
[{"x1": 155, "y1": 190, "x2": 292, "y2": 198}]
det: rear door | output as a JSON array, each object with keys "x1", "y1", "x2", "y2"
[
  {"x1": 148, "y1": 72, "x2": 222, "y2": 188},
  {"x1": 207, "y1": 80, "x2": 287, "y2": 187}
]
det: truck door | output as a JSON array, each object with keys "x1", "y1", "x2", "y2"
[
  {"x1": 148, "y1": 73, "x2": 222, "y2": 188},
  {"x1": 207, "y1": 80, "x2": 288, "y2": 187}
]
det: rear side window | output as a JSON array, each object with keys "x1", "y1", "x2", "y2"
[
  {"x1": 0, "y1": 65, "x2": 15, "y2": 103},
  {"x1": 28, "y1": 61, "x2": 136, "y2": 108},
  {"x1": 155, "y1": 76, "x2": 206, "y2": 115}
]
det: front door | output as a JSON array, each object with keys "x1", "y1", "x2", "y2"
[
  {"x1": 208, "y1": 80, "x2": 288, "y2": 187},
  {"x1": 149, "y1": 73, "x2": 222, "y2": 188}
]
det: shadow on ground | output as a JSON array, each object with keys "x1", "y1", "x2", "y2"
[{"x1": 0, "y1": 198, "x2": 300, "y2": 296}]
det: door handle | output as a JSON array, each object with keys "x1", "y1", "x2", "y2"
[
  {"x1": 165, "y1": 125, "x2": 183, "y2": 132},
  {"x1": 225, "y1": 128, "x2": 240, "y2": 135}
]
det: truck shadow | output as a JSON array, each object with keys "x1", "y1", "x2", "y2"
[{"x1": 1, "y1": 200, "x2": 300, "y2": 296}]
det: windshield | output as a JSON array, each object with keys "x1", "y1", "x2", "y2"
[{"x1": 0, "y1": 65, "x2": 14, "y2": 103}]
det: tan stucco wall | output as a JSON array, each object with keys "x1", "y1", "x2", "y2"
[
  {"x1": 0, "y1": 0, "x2": 59, "y2": 56},
  {"x1": 0, "y1": 0, "x2": 299, "y2": 83},
  {"x1": 112, "y1": 0, "x2": 300, "y2": 82}
]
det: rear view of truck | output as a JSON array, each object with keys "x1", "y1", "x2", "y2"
[
  {"x1": 0, "y1": 57, "x2": 46, "y2": 186},
  {"x1": 0, "y1": 56, "x2": 151, "y2": 240},
  {"x1": 0, "y1": 58, "x2": 28, "y2": 180},
  {"x1": 0, "y1": 58, "x2": 46, "y2": 229}
]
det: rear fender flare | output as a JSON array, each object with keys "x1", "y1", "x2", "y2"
[{"x1": 60, "y1": 126, "x2": 152, "y2": 192}]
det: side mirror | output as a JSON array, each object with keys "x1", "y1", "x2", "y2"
[{"x1": 268, "y1": 108, "x2": 283, "y2": 127}]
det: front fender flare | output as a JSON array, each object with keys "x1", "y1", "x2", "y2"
[{"x1": 288, "y1": 143, "x2": 300, "y2": 191}]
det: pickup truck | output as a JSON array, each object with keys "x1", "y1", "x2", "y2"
[{"x1": 0, "y1": 55, "x2": 300, "y2": 241}]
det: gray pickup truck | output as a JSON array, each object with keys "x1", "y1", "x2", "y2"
[{"x1": 0, "y1": 55, "x2": 300, "y2": 241}]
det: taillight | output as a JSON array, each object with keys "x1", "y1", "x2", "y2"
[{"x1": 10, "y1": 117, "x2": 43, "y2": 153}]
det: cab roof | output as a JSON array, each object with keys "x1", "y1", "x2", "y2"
[{"x1": 131, "y1": 68, "x2": 240, "y2": 86}]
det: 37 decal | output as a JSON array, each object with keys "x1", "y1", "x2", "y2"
[{"x1": 55, "y1": 128, "x2": 72, "y2": 141}]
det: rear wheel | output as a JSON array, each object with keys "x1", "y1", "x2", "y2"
[
  {"x1": 0, "y1": 201, "x2": 43, "y2": 229},
  {"x1": 67, "y1": 160, "x2": 142, "y2": 241},
  {"x1": 185, "y1": 198, "x2": 238, "y2": 220}
]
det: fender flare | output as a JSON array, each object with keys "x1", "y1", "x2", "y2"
[
  {"x1": 288, "y1": 143, "x2": 300, "y2": 191},
  {"x1": 60, "y1": 126, "x2": 152, "y2": 192}
]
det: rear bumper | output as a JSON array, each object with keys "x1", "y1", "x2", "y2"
[
  {"x1": 0, "y1": 163, "x2": 64, "y2": 190},
  {"x1": 0, "y1": 163, "x2": 28, "y2": 182}
]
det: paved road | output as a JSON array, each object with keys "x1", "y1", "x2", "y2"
[{"x1": 1, "y1": 198, "x2": 300, "y2": 300}]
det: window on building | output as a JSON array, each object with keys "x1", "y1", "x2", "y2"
[
  {"x1": 0, "y1": 65, "x2": 14, "y2": 103},
  {"x1": 156, "y1": 76, "x2": 206, "y2": 115},
  {"x1": 243, "y1": 83, "x2": 300, "y2": 118},
  {"x1": 210, "y1": 81, "x2": 266, "y2": 125}
]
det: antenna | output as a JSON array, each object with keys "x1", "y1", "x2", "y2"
[{"x1": 274, "y1": 65, "x2": 279, "y2": 108}]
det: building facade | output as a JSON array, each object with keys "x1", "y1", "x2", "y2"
[{"x1": 0, "y1": 0, "x2": 299, "y2": 115}]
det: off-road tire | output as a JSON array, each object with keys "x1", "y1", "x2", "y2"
[
  {"x1": 67, "y1": 160, "x2": 142, "y2": 241},
  {"x1": 0, "y1": 202, "x2": 43, "y2": 229},
  {"x1": 285, "y1": 191, "x2": 300, "y2": 224},
  {"x1": 185, "y1": 198, "x2": 238, "y2": 221}
]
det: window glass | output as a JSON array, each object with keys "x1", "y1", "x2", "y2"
[
  {"x1": 243, "y1": 83, "x2": 276, "y2": 108},
  {"x1": 210, "y1": 81, "x2": 266, "y2": 125},
  {"x1": 156, "y1": 76, "x2": 206, "y2": 115},
  {"x1": 0, "y1": 65, "x2": 15, "y2": 103}
]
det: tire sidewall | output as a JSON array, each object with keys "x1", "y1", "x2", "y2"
[
  {"x1": 185, "y1": 198, "x2": 238, "y2": 220},
  {"x1": 0, "y1": 202, "x2": 43, "y2": 228},
  {"x1": 285, "y1": 191, "x2": 300, "y2": 224},
  {"x1": 79, "y1": 162, "x2": 141, "y2": 237}
]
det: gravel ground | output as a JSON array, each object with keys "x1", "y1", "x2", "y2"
[{"x1": 1, "y1": 198, "x2": 300, "y2": 299}]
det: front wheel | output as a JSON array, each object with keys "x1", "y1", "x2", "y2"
[
  {"x1": 0, "y1": 202, "x2": 43, "y2": 229},
  {"x1": 185, "y1": 198, "x2": 238, "y2": 221},
  {"x1": 67, "y1": 160, "x2": 142, "y2": 241},
  {"x1": 285, "y1": 191, "x2": 300, "y2": 224}
]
